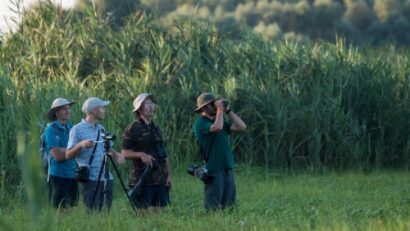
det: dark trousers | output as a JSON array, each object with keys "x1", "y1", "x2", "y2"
[
  {"x1": 204, "y1": 169, "x2": 236, "y2": 211},
  {"x1": 132, "y1": 185, "x2": 170, "y2": 209},
  {"x1": 49, "y1": 175, "x2": 79, "y2": 208},
  {"x1": 81, "y1": 180, "x2": 113, "y2": 211}
]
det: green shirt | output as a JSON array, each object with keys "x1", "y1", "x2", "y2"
[{"x1": 193, "y1": 116, "x2": 233, "y2": 174}]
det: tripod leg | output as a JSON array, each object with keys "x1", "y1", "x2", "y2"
[
  {"x1": 91, "y1": 155, "x2": 106, "y2": 210},
  {"x1": 108, "y1": 155, "x2": 139, "y2": 215},
  {"x1": 99, "y1": 154, "x2": 110, "y2": 210}
]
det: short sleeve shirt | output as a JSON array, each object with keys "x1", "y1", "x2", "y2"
[
  {"x1": 45, "y1": 121, "x2": 76, "y2": 178},
  {"x1": 194, "y1": 116, "x2": 234, "y2": 173},
  {"x1": 193, "y1": 116, "x2": 234, "y2": 174},
  {"x1": 121, "y1": 118, "x2": 168, "y2": 186},
  {"x1": 67, "y1": 119, "x2": 113, "y2": 181}
]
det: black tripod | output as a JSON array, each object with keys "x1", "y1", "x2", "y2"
[{"x1": 91, "y1": 136, "x2": 138, "y2": 215}]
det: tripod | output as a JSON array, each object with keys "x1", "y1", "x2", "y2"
[{"x1": 91, "y1": 137, "x2": 138, "y2": 215}]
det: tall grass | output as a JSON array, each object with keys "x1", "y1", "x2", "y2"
[{"x1": 1, "y1": 2, "x2": 410, "y2": 192}]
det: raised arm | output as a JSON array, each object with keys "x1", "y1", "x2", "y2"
[
  {"x1": 228, "y1": 111, "x2": 247, "y2": 132},
  {"x1": 210, "y1": 101, "x2": 225, "y2": 132}
]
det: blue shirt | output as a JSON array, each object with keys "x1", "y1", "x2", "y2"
[
  {"x1": 45, "y1": 121, "x2": 77, "y2": 179},
  {"x1": 67, "y1": 119, "x2": 113, "y2": 181}
]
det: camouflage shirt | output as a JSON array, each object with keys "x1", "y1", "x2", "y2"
[{"x1": 121, "y1": 118, "x2": 168, "y2": 186}]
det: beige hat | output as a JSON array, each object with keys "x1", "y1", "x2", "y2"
[
  {"x1": 194, "y1": 93, "x2": 216, "y2": 113},
  {"x1": 82, "y1": 97, "x2": 110, "y2": 114},
  {"x1": 49, "y1": 98, "x2": 75, "y2": 112},
  {"x1": 132, "y1": 93, "x2": 158, "y2": 112}
]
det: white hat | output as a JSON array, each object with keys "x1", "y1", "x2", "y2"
[
  {"x1": 132, "y1": 93, "x2": 157, "y2": 112},
  {"x1": 82, "y1": 97, "x2": 110, "y2": 114},
  {"x1": 50, "y1": 98, "x2": 75, "y2": 111}
]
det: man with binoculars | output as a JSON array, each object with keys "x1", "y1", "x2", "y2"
[{"x1": 193, "y1": 93, "x2": 246, "y2": 211}]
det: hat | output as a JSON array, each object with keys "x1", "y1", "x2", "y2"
[
  {"x1": 49, "y1": 98, "x2": 75, "y2": 112},
  {"x1": 132, "y1": 93, "x2": 157, "y2": 112},
  {"x1": 194, "y1": 93, "x2": 216, "y2": 113},
  {"x1": 82, "y1": 97, "x2": 110, "y2": 114}
]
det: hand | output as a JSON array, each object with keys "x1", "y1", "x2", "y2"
[
  {"x1": 214, "y1": 100, "x2": 224, "y2": 111},
  {"x1": 111, "y1": 151, "x2": 125, "y2": 164},
  {"x1": 139, "y1": 152, "x2": 155, "y2": 168},
  {"x1": 80, "y1": 140, "x2": 93, "y2": 149},
  {"x1": 166, "y1": 175, "x2": 172, "y2": 191},
  {"x1": 116, "y1": 153, "x2": 125, "y2": 164}
]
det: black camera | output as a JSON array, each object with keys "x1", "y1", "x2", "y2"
[
  {"x1": 221, "y1": 100, "x2": 229, "y2": 108},
  {"x1": 214, "y1": 99, "x2": 229, "y2": 109},
  {"x1": 75, "y1": 166, "x2": 90, "y2": 183},
  {"x1": 101, "y1": 130, "x2": 116, "y2": 141},
  {"x1": 187, "y1": 164, "x2": 213, "y2": 183}
]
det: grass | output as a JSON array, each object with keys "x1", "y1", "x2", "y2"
[
  {"x1": 1, "y1": 166, "x2": 409, "y2": 231},
  {"x1": 1, "y1": 2, "x2": 410, "y2": 230}
]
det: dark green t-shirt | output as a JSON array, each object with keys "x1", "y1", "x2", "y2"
[{"x1": 193, "y1": 116, "x2": 233, "y2": 174}]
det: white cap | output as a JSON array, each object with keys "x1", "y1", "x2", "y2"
[
  {"x1": 50, "y1": 98, "x2": 75, "y2": 110},
  {"x1": 82, "y1": 97, "x2": 110, "y2": 114},
  {"x1": 132, "y1": 93, "x2": 157, "y2": 112}
]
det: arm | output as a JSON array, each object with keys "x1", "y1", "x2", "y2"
[
  {"x1": 66, "y1": 140, "x2": 93, "y2": 160},
  {"x1": 121, "y1": 123, "x2": 156, "y2": 167},
  {"x1": 110, "y1": 148, "x2": 125, "y2": 164},
  {"x1": 210, "y1": 101, "x2": 225, "y2": 132},
  {"x1": 121, "y1": 149, "x2": 155, "y2": 167},
  {"x1": 65, "y1": 127, "x2": 93, "y2": 160},
  {"x1": 51, "y1": 148, "x2": 67, "y2": 162},
  {"x1": 228, "y1": 111, "x2": 247, "y2": 131},
  {"x1": 45, "y1": 127, "x2": 67, "y2": 161}
]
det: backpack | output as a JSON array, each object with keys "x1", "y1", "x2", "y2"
[{"x1": 39, "y1": 123, "x2": 60, "y2": 177}]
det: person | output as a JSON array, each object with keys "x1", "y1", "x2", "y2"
[
  {"x1": 121, "y1": 93, "x2": 172, "y2": 212},
  {"x1": 66, "y1": 97, "x2": 123, "y2": 210},
  {"x1": 193, "y1": 93, "x2": 246, "y2": 211},
  {"x1": 45, "y1": 98, "x2": 78, "y2": 208}
]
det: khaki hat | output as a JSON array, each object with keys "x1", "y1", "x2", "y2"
[
  {"x1": 194, "y1": 93, "x2": 216, "y2": 113},
  {"x1": 132, "y1": 93, "x2": 158, "y2": 112},
  {"x1": 49, "y1": 98, "x2": 75, "y2": 112},
  {"x1": 82, "y1": 97, "x2": 110, "y2": 114}
]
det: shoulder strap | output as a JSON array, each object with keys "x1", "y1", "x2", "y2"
[{"x1": 87, "y1": 128, "x2": 100, "y2": 166}]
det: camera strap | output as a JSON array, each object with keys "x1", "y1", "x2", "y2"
[{"x1": 87, "y1": 127, "x2": 100, "y2": 166}]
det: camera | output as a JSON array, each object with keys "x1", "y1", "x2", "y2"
[
  {"x1": 187, "y1": 164, "x2": 213, "y2": 183},
  {"x1": 75, "y1": 166, "x2": 90, "y2": 183},
  {"x1": 214, "y1": 99, "x2": 229, "y2": 109},
  {"x1": 101, "y1": 130, "x2": 116, "y2": 141},
  {"x1": 221, "y1": 100, "x2": 229, "y2": 108}
]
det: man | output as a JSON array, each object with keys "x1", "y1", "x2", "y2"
[
  {"x1": 121, "y1": 93, "x2": 172, "y2": 212},
  {"x1": 66, "y1": 97, "x2": 123, "y2": 210},
  {"x1": 193, "y1": 93, "x2": 246, "y2": 211},
  {"x1": 45, "y1": 98, "x2": 78, "y2": 208}
]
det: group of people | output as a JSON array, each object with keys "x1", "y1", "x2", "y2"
[{"x1": 44, "y1": 92, "x2": 246, "y2": 212}]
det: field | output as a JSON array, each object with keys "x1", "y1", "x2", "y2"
[
  {"x1": 1, "y1": 2, "x2": 410, "y2": 230},
  {"x1": 1, "y1": 167, "x2": 409, "y2": 230}
]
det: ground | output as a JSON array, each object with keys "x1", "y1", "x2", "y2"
[{"x1": 1, "y1": 166, "x2": 409, "y2": 231}]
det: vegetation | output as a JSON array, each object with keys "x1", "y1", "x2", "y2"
[
  {"x1": 1, "y1": 168, "x2": 410, "y2": 230},
  {"x1": 0, "y1": 2, "x2": 410, "y2": 230},
  {"x1": 1, "y1": 1, "x2": 410, "y2": 189},
  {"x1": 78, "y1": 0, "x2": 410, "y2": 45}
]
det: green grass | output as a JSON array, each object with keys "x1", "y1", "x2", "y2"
[{"x1": 1, "y1": 167, "x2": 409, "y2": 231}]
